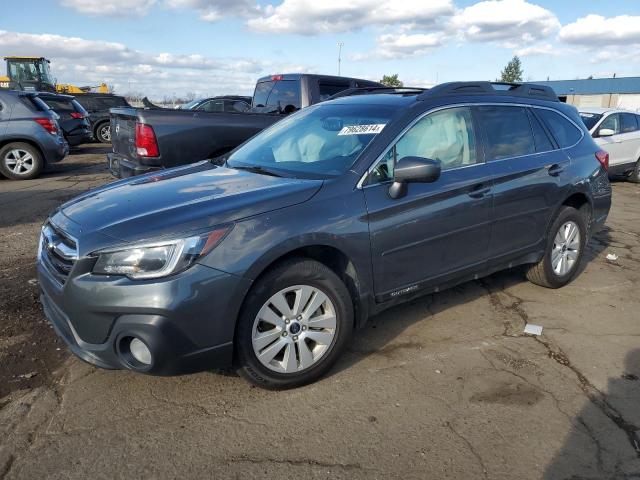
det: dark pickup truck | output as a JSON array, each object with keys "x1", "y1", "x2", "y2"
[{"x1": 107, "y1": 73, "x2": 381, "y2": 177}]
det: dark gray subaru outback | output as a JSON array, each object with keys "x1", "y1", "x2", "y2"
[{"x1": 37, "y1": 82, "x2": 612, "y2": 389}]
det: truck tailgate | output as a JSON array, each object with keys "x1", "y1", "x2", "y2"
[{"x1": 110, "y1": 107, "x2": 138, "y2": 160}]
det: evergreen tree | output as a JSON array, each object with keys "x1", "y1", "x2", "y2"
[{"x1": 500, "y1": 56, "x2": 524, "y2": 83}]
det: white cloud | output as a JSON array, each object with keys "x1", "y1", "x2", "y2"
[
  {"x1": 559, "y1": 14, "x2": 640, "y2": 47},
  {"x1": 247, "y1": 0, "x2": 454, "y2": 34},
  {"x1": 515, "y1": 43, "x2": 558, "y2": 57},
  {"x1": 0, "y1": 30, "x2": 311, "y2": 98},
  {"x1": 164, "y1": 0, "x2": 258, "y2": 21},
  {"x1": 451, "y1": 0, "x2": 560, "y2": 46},
  {"x1": 351, "y1": 33, "x2": 444, "y2": 60},
  {"x1": 60, "y1": 0, "x2": 157, "y2": 17}
]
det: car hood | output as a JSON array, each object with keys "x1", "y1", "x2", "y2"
[{"x1": 57, "y1": 162, "x2": 323, "y2": 245}]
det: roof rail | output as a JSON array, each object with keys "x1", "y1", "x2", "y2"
[
  {"x1": 328, "y1": 86, "x2": 426, "y2": 100},
  {"x1": 417, "y1": 82, "x2": 559, "y2": 102}
]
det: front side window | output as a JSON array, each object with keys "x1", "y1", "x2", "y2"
[
  {"x1": 318, "y1": 81, "x2": 350, "y2": 101},
  {"x1": 478, "y1": 106, "x2": 535, "y2": 160},
  {"x1": 536, "y1": 109, "x2": 583, "y2": 147},
  {"x1": 620, "y1": 113, "x2": 638, "y2": 133},
  {"x1": 227, "y1": 103, "x2": 397, "y2": 179},
  {"x1": 197, "y1": 100, "x2": 224, "y2": 112},
  {"x1": 599, "y1": 114, "x2": 620, "y2": 135},
  {"x1": 366, "y1": 107, "x2": 477, "y2": 185}
]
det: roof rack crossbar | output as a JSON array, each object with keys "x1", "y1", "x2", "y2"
[
  {"x1": 417, "y1": 82, "x2": 558, "y2": 102},
  {"x1": 328, "y1": 86, "x2": 427, "y2": 100}
]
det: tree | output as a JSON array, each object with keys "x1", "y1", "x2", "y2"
[
  {"x1": 500, "y1": 56, "x2": 523, "y2": 83},
  {"x1": 380, "y1": 74, "x2": 403, "y2": 87}
]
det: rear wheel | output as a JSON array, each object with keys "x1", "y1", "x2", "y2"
[
  {"x1": 526, "y1": 206, "x2": 587, "y2": 288},
  {"x1": 236, "y1": 258, "x2": 353, "y2": 389},
  {"x1": 95, "y1": 122, "x2": 111, "y2": 143},
  {"x1": 0, "y1": 142, "x2": 44, "y2": 180},
  {"x1": 628, "y1": 158, "x2": 640, "y2": 183}
]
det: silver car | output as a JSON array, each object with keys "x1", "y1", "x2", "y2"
[{"x1": 579, "y1": 108, "x2": 640, "y2": 182}]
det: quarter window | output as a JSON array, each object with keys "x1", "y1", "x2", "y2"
[
  {"x1": 478, "y1": 106, "x2": 535, "y2": 160},
  {"x1": 366, "y1": 107, "x2": 477, "y2": 185},
  {"x1": 536, "y1": 109, "x2": 582, "y2": 147},
  {"x1": 527, "y1": 109, "x2": 554, "y2": 152}
]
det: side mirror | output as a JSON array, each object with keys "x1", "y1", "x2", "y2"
[
  {"x1": 598, "y1": 128, "x2": 615, "y2": 137},
  {"x1": 389, "y1": 156, "x2": 441, "y2": 199}
]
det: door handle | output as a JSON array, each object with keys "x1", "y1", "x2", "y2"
[
  {"x1": 468, "y1": 184, "x2": 491, "y2": 198},
  {"x1": 547, "y1": 164, "x2": 565, "y2": 176}
]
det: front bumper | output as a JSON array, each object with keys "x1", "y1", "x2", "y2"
[
  {"x1": 107, "y1": 153, "x2": 161, "y2": 179},
  {"x1": 38, "y1": 259, "x2": 251, "y2": 375}
]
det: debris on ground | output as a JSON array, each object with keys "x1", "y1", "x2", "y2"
[
  {"x1": 523, "y1": 324, "x2": 543, "y2": 336},
  {"x1": 606, "y1": 253, "x2": 619, "y2": 263}
]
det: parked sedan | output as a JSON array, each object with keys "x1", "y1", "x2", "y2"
[
  {"x1": 180, "y1": 96, "x2": 251, "y2": 113},
  {"x1": 579, "y1": 107, "x2": 640, "y2": 182},
  {"x1": 38, "y1": 93, "x2": 91, "y2": 147}
]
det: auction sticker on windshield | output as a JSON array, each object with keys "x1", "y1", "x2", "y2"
[{"x1": 338, "y1": 124, "x2": 386, "y2": 136}]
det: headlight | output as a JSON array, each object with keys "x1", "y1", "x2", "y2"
[{"x1": 92, "y1": 227, "x2": 230, "y2": 279}]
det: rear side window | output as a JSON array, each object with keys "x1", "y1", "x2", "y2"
[
  {"x1": 99, "y1": 96, "x2": 129, "y2": 108},
  {"x1": 536, "y1": 109, "x2": 582, "y2": 148},
  {"x1": 527, "y1": 109, "x2": 554, "y2": 152},
  {"x1": 477, "y1": 106, "x2": 535, "y2": 160},
  {"x1": 318, "y1": 81, "x2": 350, "y2": 101},
  {"x1": 42, "y1": 98, "x2": 74, "y2": 112},
  {"x1": 620, "y1": 113, "x2": 638, "y2": 133}
]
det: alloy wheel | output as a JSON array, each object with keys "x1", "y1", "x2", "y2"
[
  {"x1": 4, "y1": 149, "x2": 34, "y2": 175},
  {"x1": 99, "y1": 125, "x2": 111, "y2": 142},
  {"x1": 551, "y1": 221, "x2": 581, "y2": 276},
  {"x1": 252, "y1": 285, "x2": 337, "y2": 374}
]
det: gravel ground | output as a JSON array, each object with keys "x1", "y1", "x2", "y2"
[{"x1": 1, "y1": 147, "x2": 639, "y2": 479}]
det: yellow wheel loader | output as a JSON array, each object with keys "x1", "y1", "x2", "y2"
[{"x1": 0, "y1": 57, "x2": 109, "y2": 94}]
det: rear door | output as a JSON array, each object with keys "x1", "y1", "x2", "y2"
[
  {"x1": 363, "y1": 106, "x2": 493, "y2": 300},
  {"x1": 479, "y1": 105, "x2": 570, "y2": 265}
]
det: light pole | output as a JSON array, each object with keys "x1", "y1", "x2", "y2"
[{"x1": 337, "y1": 42, "x2": 344, "y2": 76}]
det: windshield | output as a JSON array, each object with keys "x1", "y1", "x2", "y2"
[
  {"x1": 226, "y1": 103, "x2": 398, "y2": 178},
  {"x1": 579, "y1": 112, "x2": 603, "y2": 131},
  {"x1": 181, "y1": 99, "x2": 201, "y2": 110}
]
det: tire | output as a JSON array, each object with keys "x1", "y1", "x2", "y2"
[
  {"x1": 526, "y1": 206, "x2": 587, "y2": 289},
  {"x1": 628, "y1": 158, "x2": 640, "y2": 183},
  {"x1": 236, "y1": 258, "x2": 354, "y2": 389},
  {"x1": 95, "y1": 122, "x2": 111, "y2": 143},
  {"x1": 0, "y1": 142, "x2": 44, "y2": 180}
]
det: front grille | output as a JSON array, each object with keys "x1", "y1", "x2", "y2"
[{"x1": 39, "y1": 223, "x2": 78, "y2": 285}]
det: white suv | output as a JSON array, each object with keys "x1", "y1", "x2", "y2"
[{"x1": 579, "y1": 108, "x2": 640, "y2": 182}]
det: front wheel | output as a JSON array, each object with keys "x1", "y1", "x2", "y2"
[
  {"x1": 235, "y1": 258, "x2": 353, "y2": 389},
  {"x1": 95, "y1": 123, "x2": 111, "y2": 143},
  {"x1": 526, "y1": 206, "x2": 587, "y2": 288}
]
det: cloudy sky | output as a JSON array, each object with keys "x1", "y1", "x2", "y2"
[{"x1": 1, "y1": 0, "x2": 639, "y2": 99}]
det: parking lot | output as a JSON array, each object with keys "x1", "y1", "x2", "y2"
[{"x1": 0, "y1": 147, "x2": 639, "y2": 479}]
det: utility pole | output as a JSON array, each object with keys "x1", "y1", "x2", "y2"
[{"x1": 337, "y1": 42, "x2": 344, "y2": 76}]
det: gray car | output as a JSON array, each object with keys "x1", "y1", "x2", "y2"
[
  {"x1": 37, "y1": 82, "x2": 611, "y2": 389},
  {"x1": 0, "y1": 90, "x2": 68, "y2": 179}
]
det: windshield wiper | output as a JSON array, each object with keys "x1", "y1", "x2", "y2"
[{"x1": 230, "y1": 164, "x2": 284, "y2": 178}]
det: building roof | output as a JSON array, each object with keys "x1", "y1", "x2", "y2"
[{"x1": 535, "y1": 77, "x2": 640, "y2": 95}]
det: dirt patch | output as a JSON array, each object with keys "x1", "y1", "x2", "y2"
[
  {"x1": 0, "y1": 144, "x2": 111, "y2": 401},
  {"x1": 470, "y1": 382, "x2": 544, "y2": 406}
]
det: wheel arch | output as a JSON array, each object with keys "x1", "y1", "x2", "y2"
[{"x1": 240, "y1": 241, "x2": 369, "y2": 331}]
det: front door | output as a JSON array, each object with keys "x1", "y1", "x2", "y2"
[{"x1": 362, "y1": 106, "x2": 493, "y2": 301}]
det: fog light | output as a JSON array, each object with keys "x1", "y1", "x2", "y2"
[{"x1": 129, "y1": 338, "x2": 152, "y2": 365}]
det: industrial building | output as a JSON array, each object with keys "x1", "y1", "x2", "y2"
[{"x1": 536, "y1": 76, "x2": 640, "y2": 111}]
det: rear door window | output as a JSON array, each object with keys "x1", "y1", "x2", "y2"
[
  {"x1": 620, "y1": 113, "x2": 638, "y2": 133},
  {"x1": 536, "y1": 109, "x2": 583, "y2": 147},
  {"x1": 477, "y1": 106, "x2": 535, "y2": 160}
]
